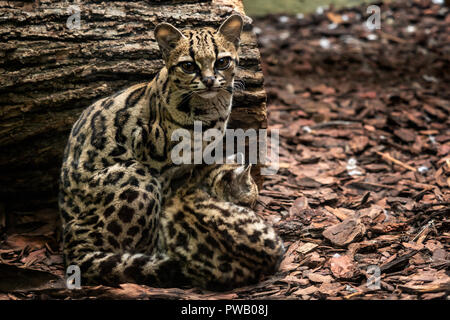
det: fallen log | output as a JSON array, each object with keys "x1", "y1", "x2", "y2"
[{"x1": 0, "y1": 0, "x2": 267, "y2": 212}]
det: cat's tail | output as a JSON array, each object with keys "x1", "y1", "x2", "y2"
[{"x1": 64, "y1": 250, "x2": 185, "y2": 287}]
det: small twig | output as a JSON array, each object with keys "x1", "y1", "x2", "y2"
[
  {"x1": 379, "y1": 31, "x2": 407, "y2": 44},
  {"x1": 412, "y1": 220, "x2": 434, "y2": 243},
  {"x1": 344, "y1": 291, "x2": 362, "y2": 299},
  {"x1": 380, "y1": 250, "x2": 419, "y2": 273},
  {"x1": 45, "y1": 242, "x2": 54, "y2": 255},
  {"x1": 408, "y1": 206, "x2": 449, "y2": 225},
  {"x1": 310, "y1": 120, "x2": 358, "y2": 129},
  {"x1": 375, "y1": 151, "x2": 417, "y2": 172},
  {"x1": 256, "y1": 199, "x2": 268, "y2": 209},
  {"x1": 412, "y1": 201, "x2": 450, "y2": 211}
]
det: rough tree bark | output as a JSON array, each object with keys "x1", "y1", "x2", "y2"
[{"x1": 0, "y1": 0, "x2": 267, "y2": 212}]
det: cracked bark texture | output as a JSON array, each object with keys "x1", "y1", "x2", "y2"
[{"x1": 0, "y1": 0, "x2": 267, "y2": 211}]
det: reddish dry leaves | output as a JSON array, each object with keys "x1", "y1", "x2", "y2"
[
  {"x1": 252, "y1": 0, "x2": 449, "y2": 300},
  {"x1": 0, "y1": 0, "x2": 449, "y2": 300}
]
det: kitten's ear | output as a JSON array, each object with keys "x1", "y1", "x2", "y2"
[
  {"x1": 243, "y1": 164, "x2": 252, "y2": 179},
  {"x1": 226, "y1": 152, "x2": 245, "y2": 164},
  {"x1": 154, "y1": 23, "x2": 185, "y2": 59},
  {"x1": 234, "y1": 164, "x2": 252, "y2": 182},
  {"x1": 217, "y1": 14, "x2": 243, "y2": 48}
]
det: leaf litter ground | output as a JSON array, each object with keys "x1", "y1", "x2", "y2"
[{"x1": 0, "y1": 0, "x2": 448, "y2": 300}]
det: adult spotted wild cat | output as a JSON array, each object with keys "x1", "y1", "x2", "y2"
[{"x1": 59, "y1": 15, "x2": 284, "y2": 290}]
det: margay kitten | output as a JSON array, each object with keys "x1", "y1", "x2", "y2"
[
  {"x1": 59, "y1": 15, "x2": 284, "y2": 290},
  {"x1": 162, "y1": 163, "x2": 282, "y2": 290}
]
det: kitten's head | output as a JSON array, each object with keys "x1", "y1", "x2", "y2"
[
  {"x1": 212, "y1": 163, "x2": 258, "y2": 207},
  {"x1": 154, "y1": 15, "x2": 243, "y2": 99}
]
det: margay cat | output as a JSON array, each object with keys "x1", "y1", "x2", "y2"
[
  {"x1": 162, "y1": 163, "x2": 282, "y2": 290},
  {"x1": 59, "y1": 15, "x2": 284, "y2": 290}
]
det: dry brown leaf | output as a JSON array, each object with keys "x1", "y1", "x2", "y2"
[
  {"x1": 306, "y1": 272, "x2": 333, "y2": 284},
  {"x1": 330, "y1": 254, "x2": 356, "y2": 279},
  {"x1": 293, "y1": 286, "x2": 318, "y2": 296},
  {"x1": 289, "y1": 197, "x2": 309, "y2": 217},
  {"x1": 318, "y1": 282, "x2": 345, "y2": 296},
  {"x1": 296, "y1": 242, "x2": 318, "y2": 254},
  {"x1": 322, "y1": 218, "x2": 366, "y2": 247},
  {"x1": 280, "y1": 275, "x2": 309, "y2": 286}
]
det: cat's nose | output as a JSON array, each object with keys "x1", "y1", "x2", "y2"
[{"x1": 202, "y1": 76, "x2": 215, "y2": 88}]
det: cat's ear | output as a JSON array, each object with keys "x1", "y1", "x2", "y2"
[
  {"x1": 154, "y1": 23, "x2": 185, "y2": 59},
  {"x1": 233, "y1": 164, "x2": 252, "y2": 182},
  {"x1": 226, "y1": 152, "x2": 245, "y2": 164},
  {"x1": 217, "y1": 14, "x2": 243, "y2": 48},
  {"x1": 242, "y1": 164, "x2": 252, "y2": 180}
]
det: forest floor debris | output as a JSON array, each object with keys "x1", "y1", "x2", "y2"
[{"x1": 0, "y1": 0, "x2": 448, "y2": 300}]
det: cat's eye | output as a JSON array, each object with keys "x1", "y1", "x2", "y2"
[
  {"x1": 179, "y1": 61, "x2": 196, "y2": 73},
  {"x1": 215, "y1": 57, "x2": 232, "y2": 70}
]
